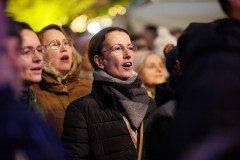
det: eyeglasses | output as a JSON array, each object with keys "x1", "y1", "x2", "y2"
[
  {"x1": 46, "y1": 39, "x2": 72, "y2": 50},
  {"x1": 21, "y1": 45, "x2": 46, "y2": 56},
  {"x1": 102, "y1": 44, "x2": 137, "y2": 56}
]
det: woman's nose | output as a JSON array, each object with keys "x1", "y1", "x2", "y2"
[
  {"x1": 156, "y1": 65, "x2": 163, "y2": 72},
  {"x1": 60, "y1": 44, "x2": 68, "y2": 52},
  {"x1": 32, "y1": 51, "x2": 43, "y2": 63},
  {"x1": 123, "y1": 47, "x2": 133, "y2": 58}
]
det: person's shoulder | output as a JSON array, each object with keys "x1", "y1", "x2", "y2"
[
  {"x1": 148, "y1": 98, "x2": 157, "y2": 113},
  {"x1": 0, "y1": 101, "x2": 67, "y2": 160},
  {"x1": 30, "y1": 83, "x2": 41, "y2": 90},
  {"x1": 76, "y1": 78, "x2": 92, "y2": 87},
  {"x1": 66, "y1": 93, "x2": 98, "y2": 112}
]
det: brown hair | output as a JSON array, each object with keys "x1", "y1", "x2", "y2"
[
  {"x1": 218, "y1": 0, "x2": 232, "y2": 17},
  {"x1": 88, "y1": 27, "x2": 129, "y2": 70},
  {"x1": 38, "y1": 24, "x2": 81, "y2": 64}
]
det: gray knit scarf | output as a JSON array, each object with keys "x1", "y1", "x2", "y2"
[{"x1": 93, "y1": 70, "x2": 150, "y2": 129}]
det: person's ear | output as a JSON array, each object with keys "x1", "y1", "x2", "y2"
[{"x1": 93, "y1": 55, "x2": 104, "y2": 69}]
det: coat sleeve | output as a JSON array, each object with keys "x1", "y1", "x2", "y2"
[{"x1": 62, "y1": 101, "x2": 89, "y2": 160}]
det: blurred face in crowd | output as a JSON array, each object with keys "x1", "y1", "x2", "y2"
[
  {"x1": 19, "y1": 29, "x2": 43, "y2": 86},
  {"x1": 41, "y1": 29, "x2": 72, "y2": 76},
  {"x1": 81, "y1": 42, "x2": 94, "y2": 72},
  {"x1": 139, "y1": 54, "x2": 166, "y2": 87},
  {"x1": 94, "y1": 31, "x2": 135, "y2": 80},
  {"x1": 143, "y1": 29, "x2": 156, "y2": 50}
]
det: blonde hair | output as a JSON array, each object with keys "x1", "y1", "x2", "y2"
[{"x1": 133, "y1": 50, "x2": 169, "y2": 78}]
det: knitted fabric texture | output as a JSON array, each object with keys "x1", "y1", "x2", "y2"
[{"x1": 93, "y1": 70, "x2": 150, "y2": 129}]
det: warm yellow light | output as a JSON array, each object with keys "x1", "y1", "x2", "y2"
[
  {"x1": 117, "y1": 6, "x2": 126, "y2": 15},
  {"x1": 70, "y1": 14, "x2": 88, "y2": 33},
  {"x1": 87, "y1": 22, "x2": 101, "y2": 34},
  {"x1": 87, "y1": 15, "x2": 113, "y2": 29},
  {"x1": 56, "y1": 16, "x2": 68, "y2": 26},
  {"x1": 108, "y1": 7, "x2": 118, "y2": 17},
  {"x1": 100, "y1": 17, "x2": 113, "y2": 27},
  {"x1": 6, "y1": 0, "x2": 96, "y2": 32}
]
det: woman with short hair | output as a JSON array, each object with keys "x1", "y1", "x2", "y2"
[{"x1": 62, "y1": 27, "x2": 157, "y2": 160}]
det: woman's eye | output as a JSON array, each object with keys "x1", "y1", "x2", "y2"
[
  {"x1": 128, "y1": 46, "x2": 134, "y2": 50},
  {"x1": 22, "y1": 49, "x2": 31, "y2": 55},
  {"x1": 146, "y1": 64, "x2": 155, "y2": 68},
  {"x1": 113, "y1": 47, "x2": 122, "y2": 51},
  {"x1": 51, "y1": 42, "x2": 59, "y2": 46},
  {"x1": 37, "y1": 49, "x2": 43, "y2": 53}
]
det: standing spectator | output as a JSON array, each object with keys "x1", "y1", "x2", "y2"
[
  {"x1": 144, "y1": 44, "x2": 181, "y2": 160},
  {"x1": 31, "y1": 24, "x2": 92, "y2": 137},
  {"x1": 143, "y1": 25, "x2": 158, "y2": 51},
  {"x1": 131, "y1": 34, "x2": 147, "y2": 55},
  {"x1": 13, "y1": 21, "x2": 46, "y2": 119},
  {"x1": 74, "y1": 35, "x2": 94, "y2": 81},
  {"x1": 62, "y1": 27, "x2": 157, "y2": 160},
  {"x1": 167, "y1": 0, "x2": 240, "y2": 159},
  {"x1": 0, "y1": 1, "x2": 67, "y2": 159}
]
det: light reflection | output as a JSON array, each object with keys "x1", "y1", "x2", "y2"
[
  {"x1": 87, "y1": 22, "x2": 100, "y2": 34},
  {"x1": 70, "y1": 14, "x2": 88, "y2": 32}
]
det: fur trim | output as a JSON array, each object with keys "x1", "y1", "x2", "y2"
[{"x1": 42, "y1": 61, "x2": 61, "y2": 78}]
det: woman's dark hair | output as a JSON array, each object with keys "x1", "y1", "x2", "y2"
[
  {"x1": 6, "y1": 19, "x2": 33, "y2": 48},
  {"x1": 14, "y1": 21, "x2": 33, "y2": 31},
  {"x1": 88, "y1": 27, "x2": 129, "y2": 70},
  {"x1": 218, "y1": 0, "x2": 232, "y2": 17}
]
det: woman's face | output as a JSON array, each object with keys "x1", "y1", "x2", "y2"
[
  {"x1": 41, "y1": 29, "x2": 72, "y2": 76},
  {"x1": 140, "y1": 54, "x2": 166, "y2": 87},
  {"x1": 96, "y1": 31, "x2": 134, "y2": 80},
  {"x1": 19, "y1": 29, "x2": 43, "y2": 85}
]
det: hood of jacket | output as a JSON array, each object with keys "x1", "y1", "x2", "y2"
[{"x1": 178, "y1": 18, "x2": 240, "y2": 73}]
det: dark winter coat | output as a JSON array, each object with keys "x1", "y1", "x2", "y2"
[
  {"x1": 167, "y1": 18, "x2": 240, "y2": 160},
  {"x1": 0, "y1": 86, "x2": 67, "y2": 160},
  {"x1": 20, "y1": 88, "x2": 46, "y2": 120},
  {"x1": 62, "y1": 78, "x2": 156, "y2": 160}
]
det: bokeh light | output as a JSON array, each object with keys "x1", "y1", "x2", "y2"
[
  {"x1": 87, "y1": 22, "x2": 101, "y2": 34},
  {"x1": 70, "y1": 14, "x2": 88, "y2": 33},
  {"x1": 6, "y1": 0, "x2": 95, "y2": 31},
  {"x1": 6, "y1": 0, "x2": 132, "y2": 32}
]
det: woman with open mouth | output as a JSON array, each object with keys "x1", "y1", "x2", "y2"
[
  {"x1": 133, "y1": 51, "x2": 168, "y2": 99},
  {"x1": 62, "y1": 27, "x2": 157, "y2": 160},
  {"x1": 10, "y1": 21, "x2": 46, "y2": 120},
  {"x1": 30, "y1": 24, "x2": 92, "y2": 138}
]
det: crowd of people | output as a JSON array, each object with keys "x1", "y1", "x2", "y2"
[{"x1": 1, "y1": 0, "x2": 240, "y2": 159}]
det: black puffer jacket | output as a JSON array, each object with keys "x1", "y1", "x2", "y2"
[
  {"x1": 167, "y1": 18, "x2": 240, "y2": 160},
  {"x1": 62, "y1": 79, "x2": 156, "y2": 160}
]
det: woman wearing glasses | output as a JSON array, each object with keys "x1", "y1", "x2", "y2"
[
  {"x1": 62, "y1": 27, "x2": 156, "y2": 160},
  {"x1": 12, "y1": 21, "x2": 46, "y2": 119},
  {"x1": 30, "y1": 24, "x2": 92, "y2": 137}
]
